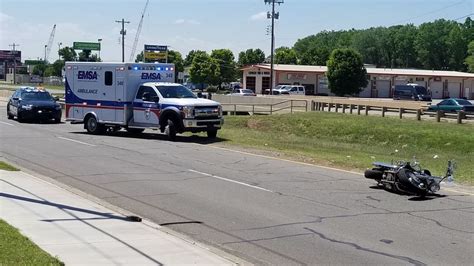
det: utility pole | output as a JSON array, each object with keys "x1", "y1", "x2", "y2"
[
  {"x1": 264, "y1": 0, "x2": 283, "y2": 95},
  {"x1": 9, "y1": 43, "x2": 19, "y2": 84},
  {"x1": 115, "y1": 18, "x2": 130, "y2": 62}
]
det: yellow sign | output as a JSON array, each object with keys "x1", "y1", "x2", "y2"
[{"x1": 144, "y1": 51, "x2": 167, "y2": 60}]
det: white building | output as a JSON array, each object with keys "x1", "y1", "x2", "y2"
[{"x1": 241, "y1": 64, "x2": 474, "y2": 99}]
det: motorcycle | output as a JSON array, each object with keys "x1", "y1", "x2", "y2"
[{"x1": 364, "y1": 158, "x2": 455, "y2": 197}]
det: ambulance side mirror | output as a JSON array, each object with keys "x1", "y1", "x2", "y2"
[{"x1": 151, "y1": 96, "x2": 159, "y2": 103}]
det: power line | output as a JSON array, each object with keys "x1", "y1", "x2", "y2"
[
  {"x1": 391, "y1": 0, "x2": 467, "y2": 25},
  {"x1": 452, "y1": 13, "x2": 473, "y2": 21}
]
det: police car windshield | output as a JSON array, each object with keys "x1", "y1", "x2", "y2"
[
  {"x1": 22, "y1": 91, "x2": 54, "y2": 101},
  {"x1": 156, "y1": 85, "x2": 197, "y2": 99}
]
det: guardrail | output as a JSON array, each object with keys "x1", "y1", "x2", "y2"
[
  {"x1": 222, "y1": 99, "x2": 308, "y2": 115},
  {"x1": 311, "y1": 100, "x2": 473, "y2": 124}
]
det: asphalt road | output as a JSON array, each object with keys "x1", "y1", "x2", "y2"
[{"x1": 1, "y1": 104, "x2": 473, "y2": 265}]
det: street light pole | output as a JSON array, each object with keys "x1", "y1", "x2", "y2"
[
  {"x1": 58, "y1": 42, "x2": 62, "y2": 60},
  {"x1": 264, "y1": 0, "x2": 283, "y2": 95},
  {"x1": 115, "y1": 19, "x2": 130, "y2": 62},
  {"x1": 44, "y1": 45, "x2": 48, "y2": 63},
  {"x1": 98, "y1": 38, "x2": 103, "y2": 61}
]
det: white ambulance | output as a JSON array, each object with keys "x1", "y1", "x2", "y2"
[{"x1": 65, "y1": 62, "x2": 223, "y2": 140}]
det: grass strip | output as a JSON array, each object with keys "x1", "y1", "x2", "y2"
[
  {"x1": 0, "y1": 161, "x2": 19, "y2": 171},
  {"x1": 216, "y1": 112, "x2": 473, "y2": 184},
  {"x1": 0, "y1": 219, "x2": 63, "y2": 265}
]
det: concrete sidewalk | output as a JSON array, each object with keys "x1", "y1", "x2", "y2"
[{"x1": 0, "y1": 170, "x2": 240, "y2": 265}]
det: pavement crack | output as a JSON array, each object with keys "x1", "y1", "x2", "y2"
[
  {"x1": 406, "y1": 213, "x2": 474, "y2": 234},
  {"x1": 222, "y1": 233, "x2": 314, "y2": 245},
  {"x1": 304, "y1": 227, "x2": 426, "y2": 266}
]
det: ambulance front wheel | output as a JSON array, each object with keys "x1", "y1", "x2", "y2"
[
  {"x1": 165, "y1": 119, "x2": 177, "y2": 141},
  {"x1": 85, "y1": 116, "x2": 105, "y2": 135},
  {"x1": 207, "y1": 129, "x2": 217, "y2": 139}
]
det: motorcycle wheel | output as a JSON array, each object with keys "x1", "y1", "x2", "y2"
[{"x1": 364, "y1": 169, "x2": 383, "y2": 180}]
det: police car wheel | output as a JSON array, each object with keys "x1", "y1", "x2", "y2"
[{"x1": 7, "y1": 106, "x2": 13, "y2": 120}]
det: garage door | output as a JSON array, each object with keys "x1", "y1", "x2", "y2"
[
  {"x1": 430, "y1": 81, "x2": 443, "y2": 99},
  {"x1": 447, "y1": 82, "x2": 460, "y2": 98},
  {"x1": 377, "y1": 80, "x2": 391, "y2": 98}
]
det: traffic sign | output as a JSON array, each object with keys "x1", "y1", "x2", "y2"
[
  {"x1": 73, "y1": 42, "x2": 101, "y2": 51},
  {"x1": 25, "y1": 60, "x2": 43, "y2": 65}
]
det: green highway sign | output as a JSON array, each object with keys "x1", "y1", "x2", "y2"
[
  {"x1": 24, "y1": 60, "x2": 43, "y2": 65},
  {"x1": 73, "y1": 42, "x2": 101, "y2": 51}
]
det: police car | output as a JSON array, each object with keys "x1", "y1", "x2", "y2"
[{"x1": 7, "y1": 87, "x2": 62, "y2": 123}]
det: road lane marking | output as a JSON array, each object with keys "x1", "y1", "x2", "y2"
[
  {"x1": 0, "y1": 121, "x2": 14, "y2": 126},
  {"x1": 204, "y1": 145, "x2": 474, "y2": 196},
  {"x1": 206, "y1": 145, "x2": 361, "y2": 175},
  {"x1": 57, "y1": 137, "x2": 96, "y2": 147},
  {"x1": 188, "y1": 169, "x2": 273, "y2": 193}
]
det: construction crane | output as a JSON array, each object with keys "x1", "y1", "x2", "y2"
[
  {"x1": 45, "y1": 24, "x2": 56, "y2": 63},
  {"x1": 129, "y1": 0, "x2": 149, "y2": 62}
]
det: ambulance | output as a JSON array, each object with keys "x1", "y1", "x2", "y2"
[{"x1": 65, "y1": 62, "x2": 223, "y2": 140}]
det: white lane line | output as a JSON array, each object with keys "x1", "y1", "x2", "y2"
[
  {"x1": 205, "y1": 145, "x2": 361, "y2": 175},
  {"x1": 57, "y1": 137, "x2": 96, "y2": 147},
  {"x1": 0, "y1": 121, "x2": 14, "y2": 126},
  {"x1": 188, "y1": 169, "x2": 273, "y2": 193}
]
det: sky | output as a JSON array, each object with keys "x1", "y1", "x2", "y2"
[{"x1": 0, "y1": 0, "x2": 472, "y2": 62}]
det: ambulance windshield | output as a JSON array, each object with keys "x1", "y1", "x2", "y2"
[{"x1": 156, "y1": 85, "x2": 197, "y2": 99}]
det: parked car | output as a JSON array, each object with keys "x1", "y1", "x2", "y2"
[
  {"x1": 287, "y1": 85, "x2": 306, "y2": 95},
  {"x1": 428, "y1": 98, "x2": 474, "y2": 113},
  {"x1": 7, "y1": 87, "x2": 62, "y2": 123},
  {"x1": 393, "y1": 84, "x2": 431, "y2": 101},
  {"x1": 230, "y1": 89, "x2": 256, "y2": 96}
]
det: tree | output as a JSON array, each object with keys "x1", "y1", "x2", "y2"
[
  {"x1": 32, "y1": 62, "x2": 48, "y2": 77},
  {"x1": 237, "y1": 49, "x2": 265, "y2": 66},
  {"x1": 58, "y1": 47, "x2": 77, "y2": 61},
  {"x1": 189, "y1": 52, "x2": 220, "y2": 88},
  {"x1": 465, "y1": 41, "x2": 474, "y2": 72},
  {"x1": 274, "y1": 47, "x2": 298, "y2": 64},
  {"x1": 299, "y1": 46, "x2": 330, "y2": 65},
  {"x1": 211, "y1": 49, "x2": 237, "y2": 89},
  {"x1": 415, "y1": 19, "x2": 455, "y2": 69},
  {"x1": 135, "y1": 51, "x2": 144, "y2": 62},
  {"x1": 326, "y1": 49, "x2": 368, "y2": 97},
  {"x1": 167, "y1": 50, "x2": 184, "y2": 82},
  {"x1": 447, "y1": 25, "x2": 468, "y2": 71},
  {"x1": 184, "y1": 50, "x2": 207, "y2": 66}
]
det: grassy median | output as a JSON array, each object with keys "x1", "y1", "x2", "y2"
[
  {"x1": 0, "y1": 219, "x2": 63, "y2": 265},
  {"x1": 0, "y1": 161, "x2": 19, "y2": 171},
  {"x1": 217, "y1": 112, "x2": 474, "y2": 184}
]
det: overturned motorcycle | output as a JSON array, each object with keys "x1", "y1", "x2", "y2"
[{"x1": 364, "y1": 159, "x2": 455, "y2": 197}]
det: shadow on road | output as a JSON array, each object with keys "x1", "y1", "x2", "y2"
[{"x1": 70, "y1": 130, "x2": 229, "y2": 144}]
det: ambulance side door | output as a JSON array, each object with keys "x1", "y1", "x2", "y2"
[
  {"x1": 115, "y1": 70, "x2": 126, "y2": 123},
  {"x1": 133, "y1": 85, "x2": 160, "y2": 126}
]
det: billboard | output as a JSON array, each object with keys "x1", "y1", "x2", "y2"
[
  {"x1": 144, "y1": 51, "x2": 167, "y2": 61},
  {"x1": 73, "y1": 42, "x2": 101, "y2": 51},
  {"x1": 144, "y1": 45, "x2": 168, "y2": 52},
  {"x1": 0, "y1": 50, "x2": 21, "y2": 61}
]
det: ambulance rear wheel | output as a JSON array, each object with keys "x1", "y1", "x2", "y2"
[
  {"x1": 86, "y1": 116, "x2": 105, "y2": 135},
  {"x1": 165, "y1": 119, "x2": 177, "y2": 141}
]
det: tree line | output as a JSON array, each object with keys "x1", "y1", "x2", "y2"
[{"x1": 292, "y1": 18, "x2": 474, "y2": 72}]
